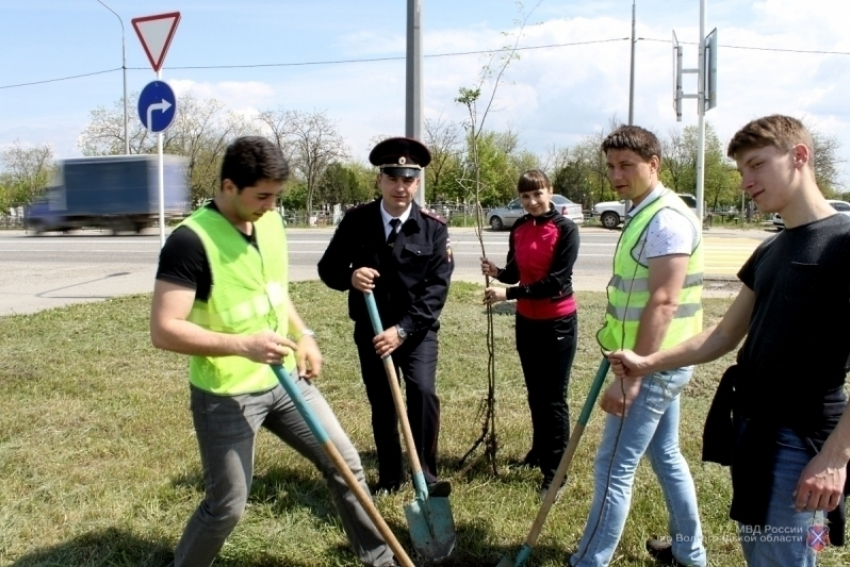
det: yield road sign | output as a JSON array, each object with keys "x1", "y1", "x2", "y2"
[
  {"x1": 138, "y1": 81, "x2": 177, "y2": 133},
  {"x1": 132, "y1": 12, "x2": 181, "y2": 72}
]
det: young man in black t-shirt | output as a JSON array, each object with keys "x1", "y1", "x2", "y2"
[{"x1": 607, "y1": 115, "x2": 850, "y2": 567}]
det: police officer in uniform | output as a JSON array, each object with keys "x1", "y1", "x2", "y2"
[{"x1": 318, "y1": 137, "x2": 453, "y2": 496}]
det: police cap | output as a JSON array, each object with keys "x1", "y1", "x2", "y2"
[{"x1": 369, "y1": 137, "x2": 431, "y2": 178}]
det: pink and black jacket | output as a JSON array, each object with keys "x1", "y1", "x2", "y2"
[{"x1": 494, "y1": 206, "x2": 580, "y2": 320}]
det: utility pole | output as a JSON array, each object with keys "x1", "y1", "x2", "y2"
[
  {"x1": 406, "y1": 0, "x2": 425, "y2": 207},
  {"x1": 97, "y1": 0, "x2": 129, "y2": 155}
]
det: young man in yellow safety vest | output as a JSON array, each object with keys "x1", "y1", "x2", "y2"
[
  {"x1": 610, "y1": 115, "x2": 850, "y2": 567},
  {"x1": 150, "y1": 137, "x2": 399, "y2": 567},
  {"x1": 570, "y1": 125, "x2": 706, "y2": 567}
]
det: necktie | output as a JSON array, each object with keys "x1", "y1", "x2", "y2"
[{"x1": 386, "y1": 218, "x2": 401, "y2": 247}]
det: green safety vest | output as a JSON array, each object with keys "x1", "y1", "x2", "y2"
[
  {"x1": 181, "y1": 207, "x2": 296, "y2": 395},
  {"x1": 596, "y1": 190, "x2": 704, "y2": 352}
]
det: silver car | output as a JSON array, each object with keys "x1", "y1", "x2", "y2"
[
  {"x1": 773, "y1": 199, "x2": 850, "y2": 230},
  {"x1": 487, "y1": 194, "x2": 583, "y2": 231}
]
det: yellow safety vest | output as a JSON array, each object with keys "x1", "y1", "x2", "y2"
[
  {"x1": 181, "y1": 207, "x2": 296, "y2": 395},
  {"x1": 596, "y1": 190, "x2": 703, "y2": 352}
]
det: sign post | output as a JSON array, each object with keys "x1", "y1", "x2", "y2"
[
  {"x1": 131, "y1": 11, "x2": 181, "y2": 248},
  {"x1": 672, "y1": 1, "x2": 717, "y2": 231}
]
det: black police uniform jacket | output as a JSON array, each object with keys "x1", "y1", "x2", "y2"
[{"x1": 318, "y1": 199, "x2": 453, "y2": 336}]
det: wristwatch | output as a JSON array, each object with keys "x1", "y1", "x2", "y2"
[
  {"x1": 395, "y1": 325, "x2": 408, "y2": 341},
  {"x1": 296, "y1": 329, "x2": 316, "y2": 340}
]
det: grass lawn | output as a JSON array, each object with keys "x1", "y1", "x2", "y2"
[{"x1": 1, "y1": 282, "x2": 847, "y2": 566}]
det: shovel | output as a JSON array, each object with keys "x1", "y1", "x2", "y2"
[
  {"x1": 363, "y1": 292, "x2": 457, "y2": 562},
  {"x1": 496, "y1": 358, "x2": 611, "y2": 567},
  {"x1": 270, "y1": 364, "x2": 415, "y2": 567}
]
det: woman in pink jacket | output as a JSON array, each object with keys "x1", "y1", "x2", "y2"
[{"x1": 481, "y1": 169, "x2": 581, "y2": 498}]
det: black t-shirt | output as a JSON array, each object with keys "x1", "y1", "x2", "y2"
[
  {"x1": 155, "y1": 202, "x2": 257, "y2": 302},
  {"x1": 735, "y1": 214, "x2": 850, "y2": 407}
]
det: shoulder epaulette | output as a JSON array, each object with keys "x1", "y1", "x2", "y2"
[
  {"x1": 343, "y1": 201, "x2": 372, "y2": 215},
  {"x1": 420, "y1": 209, "x2": 447, "y2": 224}
]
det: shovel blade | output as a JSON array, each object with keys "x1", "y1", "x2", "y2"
[
  {"x1": 404, "y1": 496, "x2": 456, "y2": 562},
  {"x1": 495, "y1": 544, "x2": 533, "y2": 567}
]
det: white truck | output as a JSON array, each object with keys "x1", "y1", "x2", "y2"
[{"x1": 590, "y1": 193, "x2": 699, "y2": 229}]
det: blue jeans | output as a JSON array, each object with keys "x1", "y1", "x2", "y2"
[
  {"x1": 570, "y1": 367, "x2": 706, "y2": 567},
  {"x1": 738, "y1": 427, "x2": 826, "y2": 567},
  {"x1": 173, "y1": 373, "x2": 394, "y2": 567}
]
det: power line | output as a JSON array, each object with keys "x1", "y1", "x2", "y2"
[
  {"x1": 0, "y1": 68, "x2": 122, "y2": 90},
  {"x1": 4, "y1": 36, "x2": 848, "y2": 90},
  {"x1": 133, "y1": 38, "x2": 630, "y2": 69},
  {"x1": 640, "y1": 36, "x2": 850, "y2": 56},
  {"x1": 1, "y1": 38, "x2": 627, "y2": 89}
]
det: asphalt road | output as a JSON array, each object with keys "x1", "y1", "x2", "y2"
[{"x1": 0, "y1": 225, "x2": 772, "y2": 315}]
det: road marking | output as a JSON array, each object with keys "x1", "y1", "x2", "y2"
[{"x1": 703, "y1": 236, "x2": 758, "y2": 275}]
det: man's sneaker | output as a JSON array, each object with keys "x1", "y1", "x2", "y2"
[{"x1": 646, "y1": 536, "x2": 688, "y2": 567}]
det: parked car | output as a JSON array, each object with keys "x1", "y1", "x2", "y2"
[
  {"x1": 773, "y1": 199, "x2": 850, "y2": 230},
  {"x1": 487, "y1": 194, "x2": 583, "y2": 231},
  {"x1": 590, "y1": 193, "x2": 699, "y2": 229}
]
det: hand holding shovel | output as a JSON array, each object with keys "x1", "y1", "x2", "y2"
[{"x1": 364, "y1": 292, "x2": 457, "y2": 563}]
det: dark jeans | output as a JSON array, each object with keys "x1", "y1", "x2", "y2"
[
  {"x1": 515, "y1": 312, "x2": 578, "y2": 482},
  {"x1": 356, "y1": 327, "x2": 441, "y2": 485},
  {"x1": 173, "y1": 374, "x2": 394, "y2": 567}
]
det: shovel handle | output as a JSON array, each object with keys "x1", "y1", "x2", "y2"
[
  {"x1": 270, "y1": 365, "x2": 414, "y2": 567},
  {"x1": 363, "y1": 292, "x2": 430, "y2": 500},
  {"x1": 525, "y1": 358, "x2": 611, "y2": 547}
]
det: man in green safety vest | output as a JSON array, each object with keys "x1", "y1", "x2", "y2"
[
  {"x1": 611, "y1": 115, "x2": 850, "y2": 567},
  {"x1": 150, "y1": 137, "x2": 399, "y2": 567},
  {"x1": 570, "y1": 126, "x2": 706, "y2": 567}
]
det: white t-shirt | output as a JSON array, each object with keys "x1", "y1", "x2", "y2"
[{"x1": 626, "y1": 184, "x2": 698, "y2": 264}]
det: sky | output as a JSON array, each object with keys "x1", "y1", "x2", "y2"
[{"x1": 2, "y1": 0, "x2": 850, "y2": 184}]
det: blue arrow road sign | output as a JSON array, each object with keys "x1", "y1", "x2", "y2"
[{"x1": 138, "y1": 80, "x2": 177, "y2": 133}]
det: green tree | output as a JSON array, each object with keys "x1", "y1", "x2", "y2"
[
  {"x1": 280, "y1": 182, "x2": 307, "y2": 211},
  {"x1": 660, "y1": 122, "x2": 739, "y2": 211},
  {"x1": 316, "y1": 162, "x2": 360, "y2": 205},
  {"x1": 549, "y1": 135, "x2": 610, "y2": 208},
  {"x1": 453, "y1": 130, "x2": 538, "y2": 207},
  {"x1": 258, "y1": 109, "x2": 348, "y2": 219},
  {"x1": 424, "y1": 117, "x2": 463, "y2": 203},
  {"x1": 453, "y1": 0, "x2": 544, "y2": 474},
  {"x1": 548, "y1": 130, "x2": 614, "y2": 209},
  {"x1": 346, "y1": 162, "x2": 380, "y2": 204},
  {"x1": 0, "y1": 142, "x2": 55, "y2": 207},
  {"x1": 810, "y1": 129, "x2": 844, "y2": 196},
  {"x1": 0, "y1": 173, "x2": 15, "y2": 214}
]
